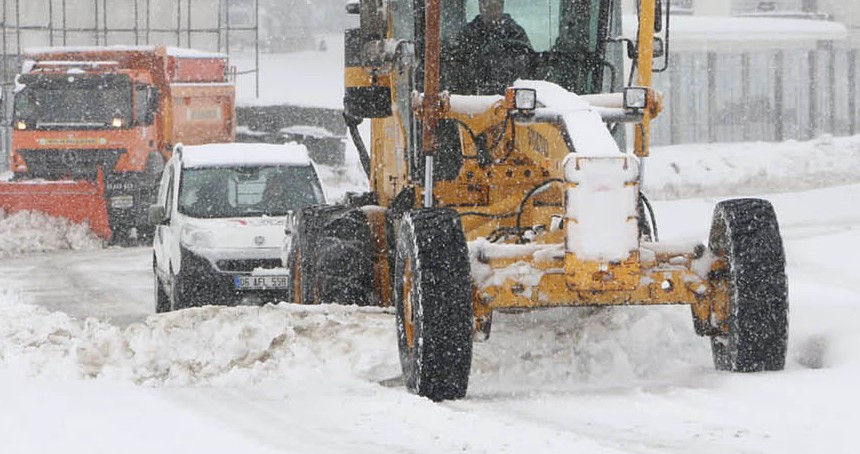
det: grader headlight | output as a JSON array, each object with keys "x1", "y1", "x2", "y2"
[
  {"x1": 623, "y1": 86, "x2": 648, "y2": 110},
  {"x1": 506, "y1": 87, "x2": 536, "y2": 112}
]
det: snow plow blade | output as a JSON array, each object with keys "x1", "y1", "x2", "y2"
[{"x1": 0, "y1": 174, "x2": 110, "y2": 240}]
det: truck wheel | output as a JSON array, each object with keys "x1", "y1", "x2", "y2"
[
  {"x1": 708, "y1": 198, "x2": 788, "y2": 372},
  {"x1": 287, "y1": 205, "x2": 348, "y2": 304},
  {"x1": 314, "y1": 209, "x2": 374, "y2": 306},
  {"x1": 394, "y1": 208, "x2": 473, "y2": 401},
  {"x1": 154, "y1": 275, "x2": 170, "y2": 313}
]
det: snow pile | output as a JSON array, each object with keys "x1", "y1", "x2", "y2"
[
  {"x1": 471, "y1": 306, "x2": 711, "y2": 395},
  {"x1": 0, "y1": 209, "x2": 102, "y2": 257},
  {"x1": 0, "y1": 288, "x2": 714, "y2": 392},
  {"x1": 644, "y1": 134, "x2": 860, "y2": 200},
  {"x1": 0, "y1": 295, "x2": 399, "y2": 387}
]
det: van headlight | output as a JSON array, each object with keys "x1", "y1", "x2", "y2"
[{"x1": 180, "y1": 225, "x2": 214, "y2": 250}]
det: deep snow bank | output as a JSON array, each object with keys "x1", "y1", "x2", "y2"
[
  {"x1": 0, "y1": 290, "x2": 711, "y2": 391},
  {"x1": 0, "y1": 294, "x2": 397, "y2": 386},
  {"x1": 644, "y1": 134, "x2": 860, "y2": 200}
]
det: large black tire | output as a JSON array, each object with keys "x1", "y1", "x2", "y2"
[
  {"x1": 313, "y1": 209, "x2": 374, "y2": 306},
  {"x1": 394, "y1": 208, "x2": 473, "y2": 401},
  {"x1": 286, "y1": 205, "x2": 349, "y2": 304},
  {"x1": 708, "y1": 198, "x2": 788, "y2": 372}
]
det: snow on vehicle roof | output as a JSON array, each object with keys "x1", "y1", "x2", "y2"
[
  {"x1": 179, "y1": 142, "x2": 312, "y2": 168},
  {"x1": 23, "y1": 45, "x2": 227, "y2": 59},
  {"x1": 625, "y1": 15, "x2": 848, "y2": 51},
  {"x1": 280, "y1": 125, "x2": 335, "y2": 138}
]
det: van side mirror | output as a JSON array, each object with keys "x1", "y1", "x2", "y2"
[
  {"x1": 359, "y1": 0, "x2": 387, "y2": 39},
  {"x1": 148, "y1": 204, "x2": 167, "y2": 225}
]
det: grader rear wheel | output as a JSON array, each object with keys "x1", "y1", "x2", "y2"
[
  {"x1": 286, "y1": 205, "x2": 348, "y2": 304},
  {"x1": 314, "y1": 209, "x2": 374, "y2": 306},
  {"x1": 394, "y1": 208, "x2": 473, "y2": 401},
  {"x1": 708, "y1": 198, "x2": 788, "y2": 372}
]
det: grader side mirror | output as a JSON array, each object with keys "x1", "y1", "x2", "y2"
[
  {"x1": 653, "y1": 37, "x2": 665, "y2": 58},
  {"x1": 358, "y1": 0, "x2": 387, "y2": 40}
]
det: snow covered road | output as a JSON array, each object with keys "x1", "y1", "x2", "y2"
[
  {"x1": 0, "y1": 246, "x2": 152, "y2": 327},
  {"x1": 1, "y1": 136, "x2": 859, "y2": 453}
]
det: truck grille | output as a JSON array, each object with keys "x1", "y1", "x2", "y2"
[
  {"x1": 216, "y1": 258, "x2": 282, "y2": 273},
  {"x1": 18, "y1": 148, "x2": 124, "y2": 179}
]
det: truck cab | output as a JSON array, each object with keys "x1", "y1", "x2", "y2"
[{"x1": 3, "y1": 46, "x2": 236, "y2": 243}]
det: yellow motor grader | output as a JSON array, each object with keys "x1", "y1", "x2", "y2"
[{"x1": 285, "y1": 0, "x2": 788, "y2": 401}]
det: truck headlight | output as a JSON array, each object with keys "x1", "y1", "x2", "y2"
[
  {"x1": 624, "y1": 86, "x2": 648, "y2": 110},
  {"x1": 111, "y1": 116, "x2": 124, "y2": 128},
  {"x1": 180, "y1": 225, "x2": 214, "y2": 250},
  {"x1": 14, "y1": 120, "x2": 27, "y2": 130}
]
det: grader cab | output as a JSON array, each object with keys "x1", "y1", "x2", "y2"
[{"x1": 286, "y1": 0, "x2": 788, "y2": 401}]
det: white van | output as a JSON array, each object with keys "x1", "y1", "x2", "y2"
[{"x1": 149, "y1": 142, "x2": 325, "y2": 312}]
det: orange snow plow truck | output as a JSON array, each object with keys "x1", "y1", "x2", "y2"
[{"x1": 0, "y1": 46, "x2": 235, "y2": 242}]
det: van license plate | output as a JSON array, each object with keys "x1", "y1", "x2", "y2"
[{"x1": 234, "y1": 275, "x2": 288, "y2": 290}]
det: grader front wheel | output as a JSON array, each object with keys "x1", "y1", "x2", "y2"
[
  {"x1": 394, "y1": 208, "x2": 473, "y2": 401},
  {"x1": 708, "y1": 198, "x2": 788, "y2": 372}
]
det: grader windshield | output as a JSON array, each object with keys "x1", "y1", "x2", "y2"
[{"x1": 430, "y1": 0, "x2": 617, "y2": 95}]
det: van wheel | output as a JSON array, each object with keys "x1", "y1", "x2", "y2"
[
  {"x1": 708, "y1": 198, "x2": 788, "y2": 372},
  {"x1": 395, "y1": 208, "x2": 473, "y2": 401},
  {"x1": 314, "y1": 209, "x2": 374, "y2": 306}
]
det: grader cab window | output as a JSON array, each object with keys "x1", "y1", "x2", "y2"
[{"x1": 438, "y1": 0, "x2": 614, "y2": 95}]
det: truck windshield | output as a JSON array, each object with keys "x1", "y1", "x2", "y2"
[
  {"x1": 13, "y1": 74, "x2": 133, "y2": 129},
  {"x1": 178, "y1": 165, "x2": 325, "y2": 219}
]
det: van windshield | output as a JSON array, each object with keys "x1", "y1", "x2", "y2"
[{"x1": 178, "y1": 165, "x2": 324, "y2": 219}]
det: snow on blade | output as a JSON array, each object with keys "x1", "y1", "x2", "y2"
[{"x1": 0, "y1": 209, "x2": 103, "y2": 257}]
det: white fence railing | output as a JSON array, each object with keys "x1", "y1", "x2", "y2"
[{"x1": 651, "y1": 47, "x2": 860, "y2": 145}]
